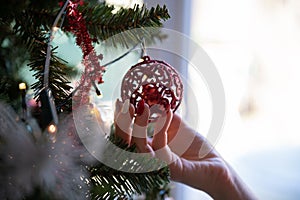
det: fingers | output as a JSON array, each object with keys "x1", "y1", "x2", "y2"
[
  {"x1": 114, "y1": 99, "x2": 184, "y2": 162},
  {"x1": 114, "y1": 98, "x2": 122, "y2": 120},
  {"x1": 131, "y1": 102, "x2": 153, "y2": 154},
  {"x1": 114, "y1": 99, "x2": 153, "y2": 154},
  {"x1": 114, "y1": 99, "x2": 135, "y2": 144},
  {"x1": 152, "y1": 110, "x2": 173, "y2": 150}
]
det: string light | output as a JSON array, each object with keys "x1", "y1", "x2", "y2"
[
  {"x1": 48, "y1": 124, "x2": 57, "y2": 134},
  {"x1": 41, "y1": 1, "x2": 69, "y2": 132},
  {"x1": 91, "y1": 81, "x2": 102, "y2": 97},
  {"x1": 19, "y1": 82, "x2": 26, "y2": 90},
  {"x1": 44, "y1": 0, "x2": 69, "y2": 88},
  {"x1": 19, "y1": 82, "x2": 27, "y2": 120},
  {"x1": 52, "y1": 26, "x2": 59, "y2": 32}
]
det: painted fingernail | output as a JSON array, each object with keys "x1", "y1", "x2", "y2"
[
  {"x1": 121, "y1": 99, "x2": 130, "y2": 113},
  {"x1": 136, "y1": 99, "x2": 145, "y2": 116}
]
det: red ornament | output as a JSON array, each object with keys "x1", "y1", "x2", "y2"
[{"x1": 121, "y1": 56, "x2": 183, "y2": 122}]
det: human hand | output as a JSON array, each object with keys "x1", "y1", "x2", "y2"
[{"x1": 114, "y1": 99, "x2": 256, "y2": 200}]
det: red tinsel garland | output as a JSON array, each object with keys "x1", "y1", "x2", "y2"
[{"x1": 65, "y1": 0, "x2": 105, "y2": 106}]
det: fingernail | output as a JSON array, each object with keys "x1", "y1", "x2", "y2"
[
  {"x1": 114, "y1": 98, "x2": 121, "y2": 111},
  {"x1": 121, "y1": 99, "x2": 130, "y2": 113},
  {"x1": 136, "y1": 99, "x2": 145, "y2": 116},
  {"x1": 115, "y1": 98, "x2": 121, "y2": 106}
]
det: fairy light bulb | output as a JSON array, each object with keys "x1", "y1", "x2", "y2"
[
  {"x1": 19, "y1": 82, "x2": 27, "y2": 120},
  {"x1": 52, "y1": 26, "x2": 59, "y2": 32},
  {"x1": 19, "y1": 82, "x2": 26, "y2": 90},
  {"x1": 48, "y1": 124, "x2": 57, "y2": 134}
]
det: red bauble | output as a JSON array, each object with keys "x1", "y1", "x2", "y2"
[{"x1": 121, "y1": 56, "x2": 183, "y2": 122}]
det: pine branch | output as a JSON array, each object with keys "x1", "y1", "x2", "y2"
[
  {"x1": 28, "y1": 42, "x2": 73, "y2": 112},
  {"x1": 76, "y1": 3, "x2": 170, "y2": 47},
  {"x1": 91, "y1": 166, "x2": 169, "y2": 200},
  {"x1": 1, "y1": 1, "x2": 172, "y2": 199},
  {"x1": 12, "y1": 4, "x2": 74, "y2": 112},
  {"x1": 11, "y1": 1, "x2": 170, "y2": 110},
  {"x1": 13, "y1": 8, "x2": 57, "y2": 52},
  {"x1": 13, "y1": 2, "x2": 170, "y2": 50},
  {"x1": 88, "y1": 128, "x2": 170, "y2": 200}
]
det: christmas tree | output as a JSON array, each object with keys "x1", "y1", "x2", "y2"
[{"x1": 0, "y1": 0, "x2": 172, "y2": 199}]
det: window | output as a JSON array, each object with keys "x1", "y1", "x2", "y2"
[{"x1": 190, "y1": 0, "x2": 300, "y2": 199}]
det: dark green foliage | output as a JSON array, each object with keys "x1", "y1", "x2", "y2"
[
  {"x1": 4, "y1": 0, "x2": 170, "y2": 110},
  {"x1": 89, "y1": 130, "x2": 170, "y2": 200},
  {"x1": 0, "y1": 0, "x2": 59, "y2": 109},
  {"x1": 90, "y1": 166, "x2": 170, "y2": 200},
  {"x1": 0, "y1": 76, "x2": 25, "y2": 110},
  {"x1": 0, "y1": 0, "x2": 171, "y2": 199},
  {"x1": 13, "y1": 8, "x2": 56, "y2": 52},
  {"x1": 78, "y1": 3, "x2": 170, "y2": 47},
  {"x1": 0, "y1": 21, "x2": 29, "y2": 109},
  {"x1": 28, "y1": 44, "x2": 73, "y2": 112}
]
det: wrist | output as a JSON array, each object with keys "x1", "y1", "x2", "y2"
[{"x1": 207, "y1": 162, "x2": 256, "y2": 200}]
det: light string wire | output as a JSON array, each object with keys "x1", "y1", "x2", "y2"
[
  {"x1": 140, "y1": 37, "x2": 147, "y2": 58},
  {"x1": 41, "y1": 0, "x2": 146, "y2": 109},
  {"x1": 56, "y1": 39, "x2": 143, "y2": 109},
  {"x1": 43, "y1": 0, "x2": 70, "y2": 88}
]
